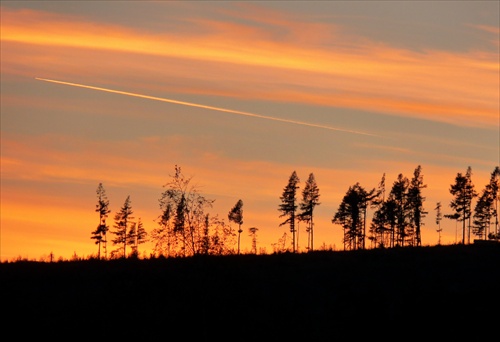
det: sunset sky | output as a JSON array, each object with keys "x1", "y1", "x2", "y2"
[{"x1": 1, "y1": 1, "x2": 499, "y2": 261}]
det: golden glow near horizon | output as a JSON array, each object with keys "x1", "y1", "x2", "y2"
[{"x1": 1, "y1": 1, "x2": 499, "y2": 261}]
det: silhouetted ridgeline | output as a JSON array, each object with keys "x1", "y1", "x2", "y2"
[{"x1": 2, "y1": 243, "x2": 499, "y2": 338}]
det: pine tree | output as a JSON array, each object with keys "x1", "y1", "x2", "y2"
[
  {"x1": 473, "y1": 166, "x2": 500, "y2": 240},
  {"x1": 435, "y1": 202, "x2": 443, "y2": 245},
  {"x1": 151, "y1": 203, "x2": 172, "y2": 257},
  {"x1": 91, "y1": 183, "x2": 110, "y2": 260},
  {"x1": 473, "y1": 191, "x2": 492, "y2": 240},
  {"x1": 368, "y1": 173, "x2": 386, "y2": 248},
  {"x1": 228, "y1": 199, "x2": 244, "y2": 254},
  {"x1": 298, "y1": 173, "x2": 321, "y2": 252},
  {"x1": 388, "y1": 174, "x2": 410, "y2": 246},
  {"x1": 332, "y1": 183, "x2": 368, "y2": 250},
  {"x1": 490, "y1": 166, "x2": 500, "y2": 238},
  {"x1": 408, "y1": 165, "x2": 427, "y2": 246},
  {"x1": 248, "y1": 227, "x2": 259, "y2": 254},
  {"x1": 278, "y1": 171, "x2": 300, "y2": 252},
  {"x1": 447, "y1": 166, "x2": 477, "y2": 244},
  {"x1": 111, "y1": 195, "x2": 134, "y2": 258},
  {"x1": 129, "y1": 217, "x2": 148, "y2": 257}
]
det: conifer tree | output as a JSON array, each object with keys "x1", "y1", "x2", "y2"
[
  {"x1": 490, "y1": 166, "x2": 500, "y2": 238},
  {"x1": 278, "y1": 171, "x2": 300, "y2": 252},
  {"x1": 127, "y1": 217, "x2": 148, "y2": 258},
  {"x1": 151, "y1": 203, "x2": 173, "y2": 257},
  {"x1": 489, "y1": 166, "x2": 500, "y2": 240},
  {"x1": 332, "y1": 183, "x2": 374, "y2": 250},
  {"x1": 249, "y1": 227, "x2": 259, "y2": 254},
  {"x1": 435, "y1": 202, "x2": 443, "y2": 245},
  {"x1": 447, "y1": 166, "x2": 477, "y2": 244},
  {"x1": 298, "y1": 173, "x2": 321, "y2": 251},
  {"x1": 408, "y1": 165, "x2": 427, "y2": 246},
  {"x1": 111, "y1": 195, "x2": 134, "y2": 258},
  {"x1": 228, "y1": 199, "x2": 244, "y2": 254},
  {"x1": 91, "y1": 183, "x2": 110, "y2": 260},
  {"x1": 388, "y1": 174, "x2": 410, "y2": 246},
  {"x1": 473, "y1": 190, "x2": 492, "y2": 240},
  {"x1": 473, "y1": 166, "x2": 500, "y2": 240},
  {"x1": 368, "y1": 173, "x2": 386, "y2": 248}
]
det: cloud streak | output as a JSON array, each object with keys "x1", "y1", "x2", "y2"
[{"x1": 35, "y1": 77, "x2": 377, "y2": 136}]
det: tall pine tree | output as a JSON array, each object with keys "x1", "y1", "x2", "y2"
[
  {"x1": 278, "y1": 171, "x2": 300, "y2": 252},
  {"x1": 447, "y1": 166, "x2": 477, "y2": 244},
  {"x1": 111, "y1": 195, "x2": 134, "y2": 258},
  {"x1": 408, "y1": 165, "x2": 427, "y2": 246},
  {"x1": 91, "y1": 183, "x2": 110, "y2": 260},
  {"x1": 228, "y1": 199, "x2": 244, "y2": 254},
  {"x1": 298, "y1": 173, "x2": 321, "y2": 251}
]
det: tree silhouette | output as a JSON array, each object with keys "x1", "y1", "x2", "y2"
[
  {"x1": 408, "y1": 165, "x2": 427, "y2": 246},
  {"x1": 447, "y1": 166, "x2": 477, "y2": 244},
  {"x1": 473, "y1": 166, "x2": 500, "y2": 240},
  {"x1": 111, "y1": 195, "x2": 134, "y2": 258},
  {"x1": 368, "y1": 173, "x2": 386, "y2": 248},
  {"x1": 228, "y1": 199, "x2": 244, "y2": 254},
  {"x1": 91, "y1": 183, "x2": 110, "y2": 260},
  {"x1": 151, "y1": 202, "x2": 173, "y2": 257},
  {"x1": 489, "y1": 166, "x2": 500, "y2": 238},
  {"x1": 388, "y1": 174, "x2": 410, "y2": 246},
  {"x1": 370, "y1": 169, "x2": 426, "y2": 248},
  {"x1": 248, "y1": 227, "x2": 259, "y2": 254},
  {"x1": 435, "y1": 202, "x2": 443, "y2": 245},
  {"x1": 332, "y1": 183, "x2": 374, "y2": 250},
  {"x1": 127, "y1": 217, "x2": 148, "y2": 258},
  {"x1": 298, "y1": 173, "x2": 321, "y2": 252},
  {"x1": 155, "y1": 165, "x2": 222, "y2": 257},
  {"x1": 278, "y1": 171, "x2": 300, "y2": 252},
  {"x1": 371, "y1": 197, "x2": 397, "y2": 248}
]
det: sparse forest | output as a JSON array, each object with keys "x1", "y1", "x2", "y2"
[
  {"x1": 2, "y1": 165, "x2": 499, "y2": 338},
  {"x1": 82, "y1": 164, "x2": 500, "y2": 261}
]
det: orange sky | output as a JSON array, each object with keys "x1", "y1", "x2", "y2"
[{"x1": 1, "y1": 1, "x2": 499, "y2": 261}]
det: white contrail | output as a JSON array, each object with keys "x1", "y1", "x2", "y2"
[{"x1": 35, "y1": 77, "x2": 376, "y2": 136}]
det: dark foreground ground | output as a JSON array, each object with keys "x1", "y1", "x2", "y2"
[{"x1": 2, "y1": 243, "x2": 499, "y2": 338}]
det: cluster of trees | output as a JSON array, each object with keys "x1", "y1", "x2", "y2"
[
  {"x1": 336, "y1": 166, "x2": 427, "y2": 250},
  {"x1": 90, "y1": 164, "x2": 500, "y2": 259},
  {"x1": 90, "y1": 183, "x2": 147, "y2": 259}
]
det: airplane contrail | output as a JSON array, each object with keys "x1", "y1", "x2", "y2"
[{"x1": 35, "y1": 77, "x2": 376, "y2": 136}]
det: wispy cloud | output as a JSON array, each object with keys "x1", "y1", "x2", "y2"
[{"x1": 2, "y1": 6, "x2": 498, "y2": 128}]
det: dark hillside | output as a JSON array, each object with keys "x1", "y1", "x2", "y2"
[{"x1": 2, "y1": 243, "x2": 499, "y2": 338}]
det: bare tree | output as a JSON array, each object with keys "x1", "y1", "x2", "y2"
[{"x1": 152, "y1": 166, "x2": 241, "y2": 258}]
